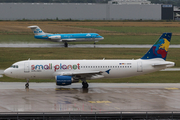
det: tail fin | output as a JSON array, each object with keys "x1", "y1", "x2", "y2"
[
  {"x1": 28, "y1": 25, "x2": 46, "y2": 35},
  {"x1": 141, "y1": 33, "x2": 172, "y2": 61}
]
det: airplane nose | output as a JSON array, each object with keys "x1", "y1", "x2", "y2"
[
  {"x1": 4, "y1": 69, "x2": 8, "y2": 75},
  {"x1": 4, "y1": 68, "x2": 12, "y2": 77},
  {"x1": 100, "y1": 37, "x2": 104, "y2": 40}
]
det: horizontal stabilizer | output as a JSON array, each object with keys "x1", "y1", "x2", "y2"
[
  {"x1": 28, "y1": 26, "x2": 38, "y2": 29},
  {"x1": 152, "y1": 62, "x2": 175, "y2": 67}
]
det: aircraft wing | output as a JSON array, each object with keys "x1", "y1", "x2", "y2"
[
  {"x1": 55, "y1": 71, "x2": 102, "y2": 76},
  {"x1": 54, "y1": 69, "x2": 111, "y2": 79},
  {"x1": 61, "y1": 39, "x2": 76, "y2": 42}
]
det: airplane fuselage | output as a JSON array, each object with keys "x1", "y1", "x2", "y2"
[
  {"x1": 4, "y1": 59, "x2": 174, "y2": 80},
  {"x1": 34, "y1": 33, "x2": 104, "y2": 42}
]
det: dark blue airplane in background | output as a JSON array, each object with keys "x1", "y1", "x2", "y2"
[{"x1": 28, "y1": 26, "x2": 104, "y2": 47}]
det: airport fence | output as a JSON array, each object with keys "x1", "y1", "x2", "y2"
[{"x1": 0, "y1": 111, "x2": 180, "y2": 120}]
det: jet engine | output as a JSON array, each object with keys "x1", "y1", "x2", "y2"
[
  {"x1": 48, "y1": 35, "x2": 61, "y2": 40},
  {"x1": 55, "y1": 75, "x2": 79, "y2": 86}
]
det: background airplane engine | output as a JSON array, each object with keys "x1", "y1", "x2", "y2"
[
  {"x1": 48, "y1": 35, "x2": 61, "y2": 40},
  {"x1": 55, "y1": 75, "x2": 79, "y2": 86}
]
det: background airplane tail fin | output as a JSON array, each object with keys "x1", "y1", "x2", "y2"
[
  {"x1": 28, "y1": 25, "x2": 45, "y2": 35},
  {"x1": 141, "y1": 33, "x2": 172, "y2": 61}
]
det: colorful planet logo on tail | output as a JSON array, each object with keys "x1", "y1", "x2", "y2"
[
  {"x1": 153, "y1": 38, "x2": 170, "y2": 58},
  {"x1": 141, "y1": 33, "x2": 172, "y2": 60}
]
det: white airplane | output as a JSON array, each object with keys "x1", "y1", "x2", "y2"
[
  {"x1": 28, "y1": 25, "x2": 104, "y2": 47},
  {"x1": 4, "y1": 33, "x2": 175, "y2": 88}
]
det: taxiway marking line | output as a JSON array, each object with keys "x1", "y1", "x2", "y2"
[{"x1": 165, "y1": 88, "x2": 179, "y2": 90}]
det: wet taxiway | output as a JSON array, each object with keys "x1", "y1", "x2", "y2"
[
  {"x1": 1, "y1": 44, "x2": 180, "y2": 48},
  {"x1": 0, "y1": 82, "x2": 180, "y2": 112}
]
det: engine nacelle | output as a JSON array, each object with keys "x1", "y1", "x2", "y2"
[
  {"x1": 48, "y1": 35, "x2": 61, "y2": 40},
  {"x1": 55, "y1": 75, "x2": 79, "y2": 86}
]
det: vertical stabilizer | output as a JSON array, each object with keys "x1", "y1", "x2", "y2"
[
  {"x1": 28, "y1": 25, "x2": 45, "y2": 35},
  {"x1": 141, "y1": 33, "x2": 172, "y2": 60}
]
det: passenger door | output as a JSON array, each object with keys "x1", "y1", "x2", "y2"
[{"x1": 24, "y1": 62, "x2": 30, "y2": 73}]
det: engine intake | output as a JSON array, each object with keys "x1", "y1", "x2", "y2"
[
  {"x1": 55, "y1": 75, "x2": 79, "y2": 86},
  {"x1": 48, "y1": 35, "x2": 61, "y2": 40}
]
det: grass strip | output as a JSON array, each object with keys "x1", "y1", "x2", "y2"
[{"x1": 0, "y1": 35, "x2": 180, "y2": 45}]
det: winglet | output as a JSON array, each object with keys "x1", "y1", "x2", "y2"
[{"x1": 141, "y1": 33, "x2": 172, "y2": 61}]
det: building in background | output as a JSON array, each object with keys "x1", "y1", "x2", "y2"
[
  {"x1": 0, "y1": 0, "x2": 173, "y2": 20},
  {"x1": 108, "y1": 0, "x2": 151, "y2": 5},
  {"x1": 174, "y1": 6, "x2": 180, "y2": 20}
]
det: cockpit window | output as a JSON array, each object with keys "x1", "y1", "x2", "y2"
[
  {"x1": 96, "y1": 35, "x2": 100, "y2": 36},
  {"x1": 11, "y1": 65, "x2": 18, "y2": 68}
]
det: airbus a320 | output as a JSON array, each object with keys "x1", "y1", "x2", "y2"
[{"x1": 4, "y1": 33, "x2": 175, "y2": 88}]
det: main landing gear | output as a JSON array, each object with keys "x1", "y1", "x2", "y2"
[
  {"x1": 25, "y1": 79, "x2": 29, "y2": 88},
  {"x1": 64, "y1": 42, "x2": 68, "y2": 48},
  {"x1": 94, "y1": 41, "x2": 96, "y2": 48},
  {"x1": 82, "y1": 81, "x2": 89, "y2": 88}
]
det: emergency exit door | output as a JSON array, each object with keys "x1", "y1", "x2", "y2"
[{"x1": 137, "y1": 61, "x2": 143, "y2": 72}]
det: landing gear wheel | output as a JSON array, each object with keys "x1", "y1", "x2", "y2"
[
  {"x1": 82, "y1": 82, "x2": 89, "y2": 88},
  {"x1": 25, "y1": 79, "x2": 29, "y2": 88},
  {"x1": 25, "y1": 83, "x2": 29, "y2": 88},
  {"x1": 64, "y1": 42, "x2": 68, "y2": 48}
]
